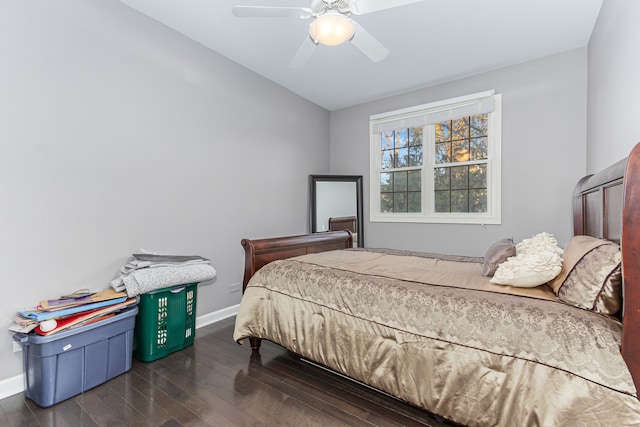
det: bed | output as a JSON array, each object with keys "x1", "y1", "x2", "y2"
[{"x1": 234, "y1": 142, "x2": 640, "y2": 426}]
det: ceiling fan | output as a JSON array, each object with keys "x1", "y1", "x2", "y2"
[{"x1": 232, "y1": 0, "x2": 425, "y2": 68}]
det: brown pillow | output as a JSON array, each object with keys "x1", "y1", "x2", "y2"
[
  {"x1": 550, "y1": 235, "x2": 622, "y2": 315},
  {"x1": 482, "y1": 238, "x2": 516, "y2": 276}
]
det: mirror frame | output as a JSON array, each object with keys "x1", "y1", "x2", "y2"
[{"x1": 309, "y1": 174, "x2": 364, "y2": 247}]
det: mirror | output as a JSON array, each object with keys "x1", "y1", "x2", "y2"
[{"x1": 310, "y1": 175, "x2": 364, "y2": 247}]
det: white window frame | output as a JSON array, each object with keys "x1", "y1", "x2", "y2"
[{"x1": 369, "y1": 90, "x2": 502, "y2": 224}]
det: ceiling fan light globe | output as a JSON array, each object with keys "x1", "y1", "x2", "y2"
[{"x1": 309, "y1": 12, "x2": 354, "y2": 46}]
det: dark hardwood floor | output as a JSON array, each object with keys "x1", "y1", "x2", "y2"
[{"x1": 0, "y1": 316, "x2": 456, "y2": 427}]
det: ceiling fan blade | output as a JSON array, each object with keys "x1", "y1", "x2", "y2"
[
  {"x1": 350, "y1": 22, "x2": 389, "y2": 63},
  {"x1": 351, "y1": 0, "x2": 424, "y2": 15},
  {"x1": 232, "y1": 6, "x2": 312, "y2": 19},
  {"x1": 289, "y1": 36, "x2": 318, "y2": 68}
]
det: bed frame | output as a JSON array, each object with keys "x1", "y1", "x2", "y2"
[{"x1": 241, "y1": 141, "x2": 640, "y2": 394}]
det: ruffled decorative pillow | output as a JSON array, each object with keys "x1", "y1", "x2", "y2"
[
  {"x1": 549, "y1": 235, "x2": 622, "y2": 315},
  {"x1": 516, "y1": 232, "x2": 564, "y2": 257},
  {"x1": 490, "y1": 232, "x2": 563, "y2": 288},
  {"x1": 482, "y1": 238, "x2": 516, "y2": 277}
]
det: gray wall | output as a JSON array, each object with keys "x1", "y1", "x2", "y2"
[
  {"x1": 0, "y1": 1, "x2": 329, "y2": 380},
  {"x1": 330, "y1": 49, "x2": 588, "y2": 256},
  {"x1": 587, "y1": 0, "x2": 640, "y2": 171}
]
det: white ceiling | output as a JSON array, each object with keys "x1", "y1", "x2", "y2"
[{"x1": 118, "y1": 0, "x2": 603, "y2": 111}]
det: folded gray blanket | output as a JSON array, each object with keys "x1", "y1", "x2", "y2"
[
  {"x1": 110, "y1": 252, "x2": 216, "y2": 296},
  {"x1": 119, "y1": 263, "x2": 216, "y2": 297}
]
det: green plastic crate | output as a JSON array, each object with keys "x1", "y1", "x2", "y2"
[{"x1": 134, "y1": 283, "x2": 197, "y2": 362}]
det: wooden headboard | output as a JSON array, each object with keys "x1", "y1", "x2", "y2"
[
  {"x1": 329, "y1": 216, "x2": 357, "y2": 233},
  {"x1": 240, "y1": 230, "x2": 353, "y2": 290},
  {"x1": 573, "y1": 142, "x2": 640, "y2": 392},
  {"x1": 573, "y1": 157, "x2": 626, "y2": 242}
]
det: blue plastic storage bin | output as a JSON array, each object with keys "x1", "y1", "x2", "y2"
[{"x1": 13, "y1": 306, "x2": 138, "y2": 407}]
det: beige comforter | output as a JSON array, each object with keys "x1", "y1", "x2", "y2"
[{"x1": 234, "y1": 249, "x2": 640, "y2": 426}]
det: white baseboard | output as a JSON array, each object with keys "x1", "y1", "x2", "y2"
[
  {"x1": 195, "y1": 304, "x2": 239, "y2": 329},
  {"x1": 0, "y1": 304, "x2": 239, "y2": 401},
  {"x1": 0, "y1": 374, "x2": 24, "y2": 401}
]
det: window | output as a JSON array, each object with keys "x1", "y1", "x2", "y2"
[{"x1": 370, "y1": 91, "x2": 501, "y2": 224}]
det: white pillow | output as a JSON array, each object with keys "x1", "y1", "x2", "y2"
[
  {"x1": 490, "y1": 232, "x2": 563, "y2": 288},
  {"x1": 515, "y1": 232, "x2": 563, "y2": 256}
]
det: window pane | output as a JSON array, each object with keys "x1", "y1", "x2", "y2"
[
  {"x1": 409, "y1": 146, "x2": 423, "y2": 167},
  {"x1": 378, "y1": 126, "x2": 425, "y2": 214},
  {"x1": 452, "y1": 140, "x2": 470, "y2": 163},
  {"x1": 380, "y1": 172, "x2": 393, "y2": 192},
  {"x1": 380, "y1": 192, "x2": 393, "y2": 213},
  {"x1": 452, "y1": 118, "x2": 469, "y2": 140},
  {"x1": 396, "y1": 147, "x2": 409, "y2": 168},
  {"x1": 470, "y1": 114, "x2": 488, "y2": 137},
  {"x1": 470, "y1": 137, "x2": 488, "y2": 160},
  {"x1": 397, "y1": 128, "x2": 409, "y2": 149},
  {"x1": 438, "y1": 115, "x2": 489, "y2": 164},
  {"x1": 379, "y1": 170, "x2": 422, "y2": 213},
  {"x1": 434, "y1": 167, "x2": 450, "y2": 190},
  {"x1": 469, "y1": 164, "x2": 487, "y2": 189},
  {"x1": 381, "y1": 150, "x2": 394, "y2": 169},
  {"x1": 435, "y1": 121, "x2": 451, "y2": 142},
  {"x1": 394, "y1": 193, "x2": 407, "y2": 212},
  {"x1": 393, "y1": 171, "x2": 408, "y2": 192},
  {"x1": 408, "y1": 192, "x2": 421, "y2": 213},
  {"x1": 382, "y1": 130, "x2": 395, "y2": 151},
  {"x1": 470, "y1": 189, "x2": 487, "y2": 212},
  {"x1": 451, "y1": 166, "x2": 468, "y2": 190},
  {"x1": 434, "y1": 166, "x2": 487, "y2": 213},
  {"x1": 409, "y1": 127, "x2": 423, "y2": 146},
  {"x1": 408, "y1": 170, "x2": 421, "y2": 191},
  {"x1": 451, "y1": 190, "x2": 469, "y2": 212},
  {"x1": 435, "y1": 190, "x2": 450, "y2": 212},
  {"x1": 435, "y1": 142, "x2": 451, "y2": 164}
]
